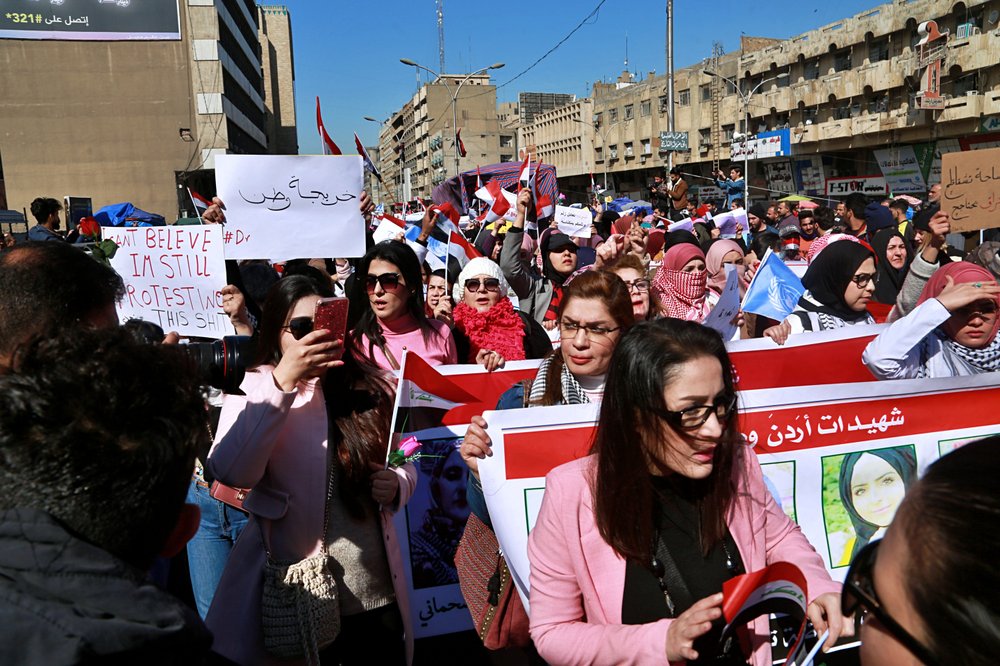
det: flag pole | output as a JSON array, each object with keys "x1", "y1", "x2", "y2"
[
  {"x1": 385, "y1": 349, "x2": 409, "y2": 467},
  {"x1": 186, "y1": 187, "x2": 204, "y2": 224}
]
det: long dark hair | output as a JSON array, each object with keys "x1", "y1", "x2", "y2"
[
  {"x1": 591, "y1": 319, "x2": 743, "y2": 562},
  {"x1": 899, "y1": 437, "x2": 1000, "y2": 665},
  {"x1": 348, "y1": 241, "x2": 428, "y2": 362},
  {"x1": 533, "y1": 270, "x2": 635, "y2": 406},
  {"x1": 250, "y1": 275, "x2": 393, "y2": 518}
]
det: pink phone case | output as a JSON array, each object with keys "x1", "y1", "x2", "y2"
[{"x1": 314, "y1": 297, "x2": 349, "y2": 341}]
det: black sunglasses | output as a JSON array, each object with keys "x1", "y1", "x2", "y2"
[
  {"x1": 365, "y1": 272, "x2": 403, "y2": 292},
  {"x1": 653, "y1": 393, "x2": 737, "y2": 430},
  {"x1": 465, "y1": 277, "x2": 501, "y2": 292},
  {"x1": 282, "y1": 316, "x2": 313, "y2": 340},
  {"x1": 841, "y1": 540, "x2": 940, "y2": 666}
]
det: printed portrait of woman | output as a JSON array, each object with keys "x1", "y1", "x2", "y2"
[
  {"x1": 826, "y1": 446, "x2": 917, "y2": 567},
  {"x1": 408, "y1": 441, "x2": 471, "y2": 589}
]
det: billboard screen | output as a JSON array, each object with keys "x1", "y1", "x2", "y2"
[{"x1": 0, "y1": 0, "x2": 181, "y2": 41}]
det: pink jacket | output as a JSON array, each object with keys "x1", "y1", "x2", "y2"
[
  {"x1": 205, "y1": 368, "x2": 417, "y2": 666},
  {"x1": 528, "y1": 450, "x2": 839, "y2": 666}
]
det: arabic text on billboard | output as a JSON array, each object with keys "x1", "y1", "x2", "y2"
[{"x1": 0, "y1": 0, "x2": 181, "y2": 41}]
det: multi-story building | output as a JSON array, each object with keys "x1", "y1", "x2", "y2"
[
  {"x1": 519, "y1": 98, "x2": 594, "y2": 181},
  {"x1": 258, "y1": 5, "x2": 298, "y2": 155},
  {"x1": 0, "y1": 0, "x2": 284, "y2": 219},
  {"x1": 378, "y1": 74, "x2": 502, "y2": 201},
  {"x1": 518, "y1": 92, "x2": 576, "y2": 125},
  {"x1": 521, "y1": 0, "x2": 1000, "y2": 204}
]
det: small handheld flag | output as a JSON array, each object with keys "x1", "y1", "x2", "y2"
[{"x1": 316, "y1": 97, "x2": 342, "y2": 155}]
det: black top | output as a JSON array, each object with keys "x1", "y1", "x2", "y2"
[{"x1": 622, "y1": 475, "x2": 748, "y2": 665}]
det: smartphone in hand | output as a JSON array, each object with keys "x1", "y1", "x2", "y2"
[{"x1": 314, "y1": 297, "x2": 350, "y2": 341}]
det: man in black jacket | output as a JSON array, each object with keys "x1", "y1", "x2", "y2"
[{"x1": 0, "y1": 328, "x2": 228, "y2": 665}]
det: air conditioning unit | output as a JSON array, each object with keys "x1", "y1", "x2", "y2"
[{"x1": 640, "y1": 155, "x2": 648, "y2": 163}]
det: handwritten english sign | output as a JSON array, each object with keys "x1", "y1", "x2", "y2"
[
  {"x1": 940, "y1": 146, "x2": 1000, "y2": 233},
  {"x1": 103, "y1": 225, "x2": 234, "y2": 339},
  {"x1": 555, "y1": 205, "x2": 592, "y2": 238},
  {"x1": 215, "y1": 154, "x2": 366, "y2": 261}
]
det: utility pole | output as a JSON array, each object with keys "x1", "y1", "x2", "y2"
[
  {"x1": 665, "y1": 0, "x2": 674, "y2": 171},
  {"x1": 436, "y1": 0, "x2": 446, "y2": 74}
]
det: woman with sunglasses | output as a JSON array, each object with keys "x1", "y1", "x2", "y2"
[
  {"x1": 206, "y1": 276, "x2": 416, "y2": 665},
  {"x1": 863, "y1": 261, "x2": 1000, "y2": 379},
  {"x1": 609, "y1": 254, "x2": 661, "y2": 321},
  {"x1": 349, "y1": 241, "x2": 457, "y2": 372},
  {"x1": 450, "y1": 257, "x2": 551, "y2": 369},
  {"x1": 501, "y1": 189, "x2": 580, "y2": 328},
  {"x1": 528, "y1": 319, "x2": 848, "y2": 665},
  {"x1": 843, "y1": 437, "x2": 1000, "y2": 666},
  {"x1": 764, "y1": 240, "x2": 877, "y2": 344}
]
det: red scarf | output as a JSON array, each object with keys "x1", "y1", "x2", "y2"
[
  {"x1": 653, "y1": 267, "x2": 711, "y2": 321},
  {"x1": 452, "y1": 298, "x2": 526, "y2": 362}
]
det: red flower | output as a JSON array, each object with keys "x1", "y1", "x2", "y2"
[{"x1": 78, "y1": 217, "x2": 100, "y2": 238}]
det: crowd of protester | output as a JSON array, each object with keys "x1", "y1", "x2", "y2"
[{"x1": 1, "y1": 166, "x2": 998, "y2": 666}]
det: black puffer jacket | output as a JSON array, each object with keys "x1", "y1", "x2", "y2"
[{"x1": 0, "y1": 508, "x2": 225, "y2": 666}]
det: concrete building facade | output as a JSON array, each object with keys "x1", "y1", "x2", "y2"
[
  {"x1": 258, "y1": 5, "x2": 298, "y2": 155},
  {"x1": 0, "y1": 0, "x2": 285, "y2": 220}
]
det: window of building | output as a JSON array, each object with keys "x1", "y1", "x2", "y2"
[
  {"x1": 804, "y1": 58, "x2": 820, "y2": 80},
  {"x1": 776, "y1": 67, "x2": 791, "y2": 87},
  {"x1": 640, "y1": 100, "x2": 651, "y2": 116},
  {"x1": 595, "y1": 146, "x2": 604, "y2": 162},
  {"x1": 698, "y1": 128, "x2": 711, "y2": 144},
  {"x1": 500, "y1": 154, "x2": 513, "y2": 162},
  {"x1": 609, "y1": 107, "x2": 619, "y2": 122},
  {"x1": 609, "y1": 144, "x2": 618, "y2": 159},
  {"x1": 869, "y1": 38, "x2": 889, "y2": 63},
  {"x1": 700, "y1": 84, "x2": 712, "y2": 102},
  {"x1": 594, "y1": 112, "x2": 603, "y2": 127},
  {"x1": 803, "y1": 107, "x2": 819, "y2": 124},
  {"x1": 659, "y1": 95, "x2": 669, "y2": 112},
  {"x1": 833, "y1": 101, "x2": 851, "y2": 120},
  {"x1": 725, "y1": 80, "x2": 738, "y2": 95},
  {"x1": 624, "y1": 104, "x2": 634, "y2": 120},
  {"x1": 834, "y1": 49, "x2": 852, "y2": 73},
  {"x1": 642, "y1": 139, "x2": 652, "y2": 154},
  {"x1": 722, "y1": 124, "x2": 735, "y2": 142},
  {"x1": 624, "y1": 142, "x2": 634, "y2": 157},
  {"x1": 953, "y1": 74, "x2": 979, "y2": 96},
  {"x1": 678, "y1": 89, "x2": 690, "y2": 106}
]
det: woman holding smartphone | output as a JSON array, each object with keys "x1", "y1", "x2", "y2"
[{"x1": 207, "y1": 275, "x2": 416, "y2": 665}]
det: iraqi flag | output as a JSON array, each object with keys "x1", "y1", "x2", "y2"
[
  {"x1": 187, "y1": 188, "x2": 212, "y2": 216},
  {"x1": 533, "y1": 161, "x2": 554, "y2": 220},
  {"x1": 371, "y1": 212, "x2": 408, "y2": 244},
  {"x1": 396, "y1": 352, "x2": 479, "y2": 410},
  {"x1": 448, "y1": 230, "x2": 482, "y2": 268},
  {"x1": 456, "y1": 127, "x2": 467, "y2": 158},
  {"x1": 316, "y1": 97, "x2": 342, "y2": 155},
  {"x1": 518, "y1": 154, "x2": 531, "y2": 187},
  {"x1": 354, "y1": 133, "x2": 382, "y2": 181},
  {"x1": 720, "y1": 562, "x2": 810, "y2": 664},
  {"x1": 479, "y1": 191, "x2": 512, "y2": 224}
]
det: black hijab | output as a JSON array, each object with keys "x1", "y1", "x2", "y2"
[
  {"x1": 871, "y1": 228, "x2": 912, "y2": 304},
  {"x1": 801, "y1": 240, "x2": 876, "y2": 322}
]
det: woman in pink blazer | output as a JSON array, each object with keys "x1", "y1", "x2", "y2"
[
  {"x1": 206, "y1": 276, "x2": 416, "y2": 666},
  {"x1": 528, "y1": 318, "x2": 849, "y2": 666}
]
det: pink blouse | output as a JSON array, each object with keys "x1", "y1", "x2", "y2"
[{"x1": 356, "y1": 313, "x2": 457, "y2": 371}]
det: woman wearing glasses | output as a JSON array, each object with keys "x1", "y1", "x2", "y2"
[
  {"x1": 863, "y1": 261, "x2": 1000, "y2": 379},
  {"x1": 450, "y1": 257, "x2": 551, "y2": 368},
  {"x1": 207, "y1": 276, "x2": 416, "y2": 665},
  {"x1": 460, "y1": 270, "x2": 634, "y2": 520},
  {"x1": 349, "y1": 241, "x2": 457, "y2": 372},
  {"x1": 764, "y1": 240, "x2": 877, "y2": 344},
  {"x1": 528, "y1": 319, "x2": 848, "y2": 665},
  {"x1": 610, "y1": 254, "x2": 661, "y2": 321},
  {"x1": 843, "y1": 437, "x2": 999, "y2": 666}
]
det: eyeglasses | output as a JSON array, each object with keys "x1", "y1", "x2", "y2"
[
  {"x1": 841, "y1": 540, "x2": 940, "y2": 666},
  {"x1": 559, "y1": 319, "x2": 621, "y2": 343},
  {"x1": 365, "y1": 272, "x2": 403, "y2": 292},
  {"x1": 465, "y1": 277, "x2": 501, "y2": 292},
  {"x1": 953, "y1": 300, "x2": 998, "y2": 319},
  {"x1": 282, "y1": 316, "x2": 313, "y2": 340},
  {"x1": 622, "y1": 278, "x2": 651, "y2": 293},
  {"x1": 850, "y1": 272, "x2": 879, "y2": 288},
  {"x1": 654, "y1": 393, "x2": 737, "y2": 430}
]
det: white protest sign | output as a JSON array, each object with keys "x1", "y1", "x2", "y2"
[
  {"x1": 479, "y1": 372, "x2": 1000, "y2": 609},
  {"x1": 215, "y1": 154, "x2": 366, "y2": 261},
  {"x1": 555, "y1": 205, "x2": 592, "y2": 238},
  {"x1": 372, "y1": 215, "x2": 408, "y2": 245},
  {"x1": 703, "y1": 264, "x2": 741, "y2": 340},
  {"x1": 713, "y1": 208, "x2": 747, "y2": 237},
  {"x1": 103, "y1": 225, "x2": 234, "y2": 339}
]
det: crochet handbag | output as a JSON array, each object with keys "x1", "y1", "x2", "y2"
[
  {"x1": 454, "y1": 512, "x2": 530, "y2": 649},
  {"x1": 260, "y1": 431, "x2": 340, "y2": 662}
]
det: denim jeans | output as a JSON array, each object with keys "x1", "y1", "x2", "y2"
[{"x1": 185, "y1": 479, "x2": 249, "y2": 618}]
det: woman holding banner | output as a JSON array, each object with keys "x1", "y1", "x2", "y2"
[
  {"x1": 527, "y1": 319, "x2": 847, "y2": 665},
  {"x1": 863, "y1": 261, "x2": 1000, "y2": 379},
  {"x1": 350, "y1": 240, "x2": 457, "y2": 372},
  {"x1": 207, "y1": 276, "x2": 415, "y2": 665}
]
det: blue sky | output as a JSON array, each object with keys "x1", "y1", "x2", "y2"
[{"x1": 291, "y1": 0, "x2": 882, "y2": 154}]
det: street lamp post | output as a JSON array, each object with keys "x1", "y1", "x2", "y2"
[
  {"x1": 572, "y1": 117, "x2": 616, "y2": 196},
  {"x1": 702, "y1": 69, "x2": 786, "y2": 206},
  {"x1": 400, "y1": 59, "x2": 504, "y2": 180}
]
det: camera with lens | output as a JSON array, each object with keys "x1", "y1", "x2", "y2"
[{"x1": 184, "y1": 336, "x2": 256, "y2": 394}]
